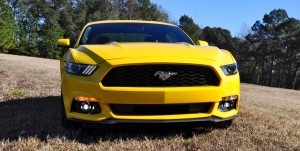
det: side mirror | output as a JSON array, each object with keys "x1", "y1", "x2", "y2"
[
  {"x1": 197, "y1": 40, "x2": 209, "y2": 46},
  {"x1": 57, "y1": 39, "x2": 70, "y2": 48}
]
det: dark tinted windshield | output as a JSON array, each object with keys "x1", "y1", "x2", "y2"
[{"x1": 79, "y1": 23, "x2": 194, "y2": 45}]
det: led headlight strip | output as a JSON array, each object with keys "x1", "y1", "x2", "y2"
[
  {"x1": 64, "y1": 62, "x2": 98, "y2": 76},
  {"x1": 82, "y1": 65, "x2": 97, "y2": 75}
]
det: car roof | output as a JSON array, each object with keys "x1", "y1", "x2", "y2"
[{"x1": 86, "y1": 20, "x2": 177, "y2": 27}]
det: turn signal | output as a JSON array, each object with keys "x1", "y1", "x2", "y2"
[{"x1": 74, "y1": 96, "x2": 98, "y2": 102}]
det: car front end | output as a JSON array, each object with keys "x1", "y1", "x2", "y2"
[{"x1": 59, "y1": 20, "x2": 240, "y2": 127}]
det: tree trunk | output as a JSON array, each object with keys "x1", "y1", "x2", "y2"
[
  {"x1": 248, "y1": 62, "x2": 258, "y2": 83},
  {"x1": 268, "y1": 54, "x2": 274, "y2": 86},
  {"x1": 292, "y1": 65, "x2": 300, "y2": 89},
  {"x1": 260, "y1": 60, "x2": 265, "y2": 85}
]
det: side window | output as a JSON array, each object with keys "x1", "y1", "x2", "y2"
[{"x1": 81, "y1": 27, "x2": 92, "y2": 44}]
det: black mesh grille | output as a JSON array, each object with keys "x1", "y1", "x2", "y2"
[
  {"x1": 101, "y1": 65, "x2": 220, "y2": 87},
  {"x1": 110, "y1": 103, "x2": 213, "y2": 115}
]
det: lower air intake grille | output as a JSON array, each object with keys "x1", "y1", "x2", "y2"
[{"x1": 110, "y1": 103, "x2": 213, "y2": 115}]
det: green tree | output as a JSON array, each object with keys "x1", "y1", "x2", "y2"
[
  {"x1": 0, "y1": 0, "x2": 16, "y2": 52},
  {"x1": 38, "y1": 0, "x2": 64, "y2": 59},
  {"x1": 84, "y1": 0, "x2": 111, "y2": 22},
  {"x1": 137, "y1": 0, "x2": 168, "y2": 21},
  {"x1": 201, "y1": 27, "x2": 234, "y2": 50},
  {"x1": 116, "y1": 0, "x2": 168, "y2": 21},
  {"x1": 11, "y1": 1, "x2": 41, "y2": 56},
  {"x1": 178, "y1": 15, "x2": 201, "y2": 43},
  {"x1": 241, "y1": 9, "x2": 300, "y2": 89},
  {"x1": 57, "y1": 0, "x2": 77, "y2": 46}
]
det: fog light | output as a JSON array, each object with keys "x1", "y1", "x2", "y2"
[
  {"x1": 71, "y1": 96, "x2": 102, "y2": 114},
  {"x1": 224, "y1": 102, "x2": 231, "y2": 108},
  {"x1": 218, "y1": 95, "x2": 238, "y2": 112},
  {"x1": 80, "y1": 102, "x2": 93, "y2": 113},
  {"x1": 219, "y1": 100, "x2": 234, "y2": 112}
]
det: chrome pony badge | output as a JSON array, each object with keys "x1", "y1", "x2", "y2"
[{"x1": 154, "y1": 71, "x2": 177, "y2": 80}]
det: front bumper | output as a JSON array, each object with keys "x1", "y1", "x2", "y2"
[
  {"x1": 69, "y1": 115, "x2": 237, "y2": 125},
  {"x1": 61, "y1": 57, "x2": 240, "y2": 123}
]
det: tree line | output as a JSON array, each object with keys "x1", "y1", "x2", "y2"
[
  {"x1": 200, "y1": 9, "x2": 300, "y2": 90},
  {"x1": 0, "y1": 0, "x2": 299, "y2": 89},
  {"x1": 1, "y1": 0, "x2": 168, "y2": 58}
]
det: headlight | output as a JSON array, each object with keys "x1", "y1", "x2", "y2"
[
  {"x1": 221, "y1": 63, "x2": 238, "y2": 76},
  {"x1": 64, "y1": 62, "x2": 97, "y2": 76}
]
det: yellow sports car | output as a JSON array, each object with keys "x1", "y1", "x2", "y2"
[{"x1": 58, "y1": 20, "x2": 240, "y2": 128}]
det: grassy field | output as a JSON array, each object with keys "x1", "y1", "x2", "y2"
[{"x1": 0, "y1": 53, "x2": 299, "y2": 151}]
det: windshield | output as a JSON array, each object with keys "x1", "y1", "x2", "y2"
[{"x1": 79, "y1": 23, "x2": 194, "y2": 45}]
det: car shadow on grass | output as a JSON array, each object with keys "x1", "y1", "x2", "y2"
[{"x1": 0, "y1": 96, "x2": 215, "y2": 144}]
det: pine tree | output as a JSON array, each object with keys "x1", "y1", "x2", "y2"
[{"x1": 0, "y1": 0, "x2": 16, "y2": 52}]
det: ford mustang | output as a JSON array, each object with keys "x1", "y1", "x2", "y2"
[{"x1": 57, "y1": 20, "x2": 240, "y2": 128}]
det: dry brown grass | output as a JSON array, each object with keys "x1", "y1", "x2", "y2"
[{"x1": 0, "y1": 53, "x2": 299, "y2": 151}]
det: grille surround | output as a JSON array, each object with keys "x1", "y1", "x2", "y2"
[{"x1": 101, "y1": 64, "x2": 220, "y2": 87}]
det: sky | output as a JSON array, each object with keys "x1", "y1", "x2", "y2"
[{"x1": 151, "y1": 0, "x2": 300, "y2": 36}]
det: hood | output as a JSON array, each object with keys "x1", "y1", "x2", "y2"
[{"x1": 71, "y1": 42, "x2": 224, "y2": 64}]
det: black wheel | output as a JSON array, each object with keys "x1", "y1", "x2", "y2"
[{"x1": 60, "y1": 93, "x2": 79, "y2": 128}]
